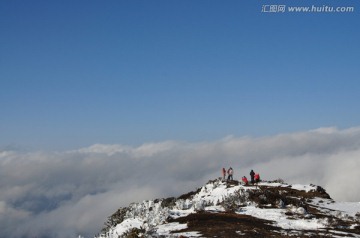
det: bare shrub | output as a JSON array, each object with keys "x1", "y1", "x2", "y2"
[
  {"x1": 101, "y1": 207, "x2": 129, "y2": 234},
  {"x1": 122, "y1": 227, "x2": 145, "y2": 238},
  {"x1": 222, "y1": 189, "x2": 247, "y2": 212}
]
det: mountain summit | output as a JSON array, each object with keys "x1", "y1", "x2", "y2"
[{"x1": 97, "y1": 179, "x2": 360, "y2": 238}]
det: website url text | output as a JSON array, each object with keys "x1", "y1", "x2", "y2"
[{"x1": 261, "y1": 5, "x2": 355, "y2": 13}]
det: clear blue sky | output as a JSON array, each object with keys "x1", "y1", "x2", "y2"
[{"x1": 1, "y1": 0, "x2": 359, "y2": 150}]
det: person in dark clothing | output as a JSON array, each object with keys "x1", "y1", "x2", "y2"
[
  {"x1": 250, "y1": 169, "x2": 255, "y2": 184},
  {"x1": 227, "y1": 167, "x2": 233, "y2": 180}
]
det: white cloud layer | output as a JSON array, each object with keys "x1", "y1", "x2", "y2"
[{"x1": 1, "y1": 126, "x2": 360, "y2": 237}]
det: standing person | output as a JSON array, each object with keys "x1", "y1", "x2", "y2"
[
  {"x1": 254, "y1": 173, "x2": 260, "y2": 183},
  {"x1": 250, "y1": 169, "x2": 255, "y2": 184},
  {"x1": 227, "y1": 167, "x2": 233, "y2": 180},
  {"x1": 222, "y1": 168, "x2": 226, "y2": 180}
]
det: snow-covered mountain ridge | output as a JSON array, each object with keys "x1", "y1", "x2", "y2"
[{"x1": 97, "y1": 179, "x2": 360, "y2": 238}]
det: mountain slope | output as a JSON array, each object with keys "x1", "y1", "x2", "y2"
[{"x1": 97, "y1": 179, "x2": 360, "y2": 238}]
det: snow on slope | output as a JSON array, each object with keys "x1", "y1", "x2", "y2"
[{"x1": 98, "y1": 179, "x2": 360, "y2": 238}]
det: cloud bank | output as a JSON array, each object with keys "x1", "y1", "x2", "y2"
[{"x1": 1, "y1": 127, "x2": 360, "y2": 237}]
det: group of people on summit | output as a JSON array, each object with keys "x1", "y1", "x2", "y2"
[{"x1": 222, "y1": 167, "x2": 260, "y2": 186}]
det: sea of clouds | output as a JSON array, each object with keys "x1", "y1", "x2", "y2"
[{"x1": 1, "y1": 126, "x2": 360, "y2": 238}]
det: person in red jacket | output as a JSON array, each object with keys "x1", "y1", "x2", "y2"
[
  {"x1": 242, "y1": 176, "x2": 248, "y2": 185},
  {"x1": 222, "y1": 168, "x2": 226, "y2": 180},
  {"x1": 254, "y1": 173, "x2": 260, "y2": 183}
]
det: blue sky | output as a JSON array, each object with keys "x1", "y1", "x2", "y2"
[{"x1": 1, "y1": 0, "x2": 360, "y2": 150}]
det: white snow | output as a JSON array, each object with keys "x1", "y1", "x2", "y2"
[
  {"x1": 107, "y1": 218, "x2": 143, "y2": 237},
  {"x1": 311, "y1": 197, "x2": 360, "y2": 218},
  {"x1": 258, "y1": 182, "x2": 317, "y2": 193},
  {"x1": 290, "y1": 184, "x2": 317, "y2": 192},
  {"x1": 156, "y1": 222, "x2": 201, "y2": 237},
  {"x1": 240, "y1": 205, "x2": 325, "y2": 230}
]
